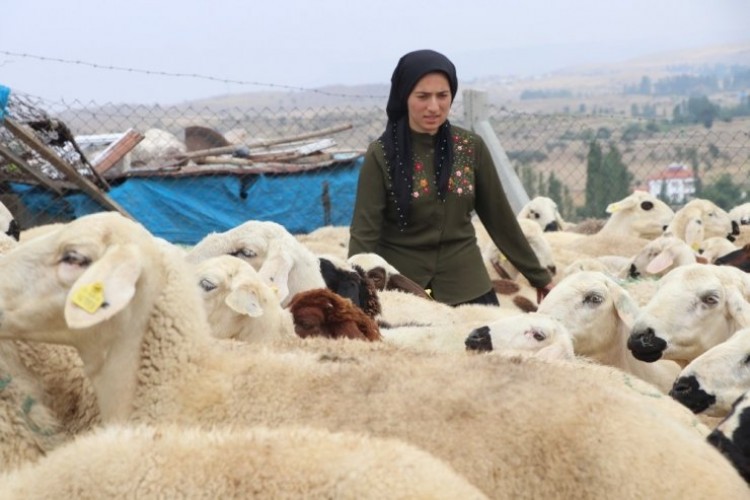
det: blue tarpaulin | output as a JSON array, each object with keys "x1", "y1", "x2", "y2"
[{"x1": 10, "y1": 155, "x2": 363, "y2": 245}]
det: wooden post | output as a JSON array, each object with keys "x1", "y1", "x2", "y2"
[
  {"x1": 0, "y1": 144, "x2": 65, "y2": 195},
  {"x1": 2, "y1": 118, "x2": 135, "y2": 220},
  {"x1": 463, "y1": 89, "x2": 529, "y2": 214}
]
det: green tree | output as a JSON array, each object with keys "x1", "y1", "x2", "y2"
[
  {"x1": 582, "y1": 141, "x2": 632, "y2": 217},
  {"x1": 639, "y1": 75, "x2": 652, "y2": 95},
  {"x1": 546, "y1": 172, "x2": 563, "y2": 208},
  {"x1": 673, "y1": 95, "x2": 719, "y2": 128},
  {"x1": 519, "y1": 164, "x2": 537, "y2": 197},
  {"x1": 700, "y1": 174, "x2": 744, "y2": 210}
]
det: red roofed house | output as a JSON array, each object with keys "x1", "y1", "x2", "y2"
[{"x1": 646, "y1": 163, "x2": 695, "y2": 204}]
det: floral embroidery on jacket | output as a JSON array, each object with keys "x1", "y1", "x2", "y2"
[
  {"x1": 395, "y1": 130, "x2": 477, "y2": 199},
  {"x1": 447, "y1": 131, "x2": 475, "y2": 196}
]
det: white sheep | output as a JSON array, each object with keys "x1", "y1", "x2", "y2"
[
  {"x1": 0, "y1": 341, "x2": 69, "y2": 470},
  {"x1": 665, "y1": 198, "x2": 736, "y2": 247},
  {"x1": 537, "y1": 271, "x2": 681, "y2": 393},
  {"x1": 700, "y1": 236, "x2": 739, "y2": 263},
  {"x1": 382, "y1": 311, "x2": 575, "y2": 360},
  {"x1": 483, "y1": 217, "x2": 557, "y2": 281},
  {"x1": 517, "y1": 196, "x2": 568, "y2": 232},
  {"x1": 0, "y1": 200, "x2": 19, "y2": 240},
  {"x1": 187, "y1": 219, "x2": 326, "y2": 306},
  {"x1": 541, "y1": 191, "x2": 674, "y2": 272},
  {"x1": 130, "y1": 128, "x2": 185, "y2": 166},
  {"x1": 628, "y1": 263, "x2": 750, "y2": 366},
  {"x1": 730, "y1": 202, "x2": 750, "y2": 226},
  {"x1": 0, "y1": 233, "x2": 16, "y2": 256},
  {"x1": 18, "y1": 223, "x2": 65, "y2": 243},
  {"x1": 0, "y1": 423, "x2": 487, "y2": 499},
  {"x1": 598, "y1": 190, "x2": 675, "y2": 240},
  {"x1": 192, "y1": 255, "x2": 294, "y2": 342},
  {"x1": 626, "y1": 234, "x2": 702, "y2": 280},
  {"x1": 296, "y1": 225, "x2": 350, "y2": 260},
  {"x1": 670, "y1": 326, "x2": 750, "y2": 418},
  {"x1": 1, "y1": 212, "x2": 747, "y2": 497},
  {"x1": 375, "y1": 288, "x2": 520, "y2": 328},
  {"x1": 558, "y1": 255, "x2": 631, "y2": 282},
  {"x1": 0, "y1": 230, "x2": 99, "y2": 437},
  {"x1": 347, "y1": 252, "x2": 432, "y2": 299}
]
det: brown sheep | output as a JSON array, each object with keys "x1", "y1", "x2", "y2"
[
  {"x1": 715, "y1": 244, "x2": 750, "y2": 272},
  {"x1": 288, "y1": 288, "x2": 382, "y2": 341}
]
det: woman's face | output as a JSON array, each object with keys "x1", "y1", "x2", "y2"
[{"x1": 407, "y1": 72, "x2": 452, "y2": 135}]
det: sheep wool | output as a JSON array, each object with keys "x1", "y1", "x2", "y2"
[
  {"x1": 0, "y1": 213, "x2": 747, "y2": 499},
  {"x1": 0, "y1": 424, "x2": 487, "y2": 500}
]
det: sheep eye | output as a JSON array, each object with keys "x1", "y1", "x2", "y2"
[
  {"x1": 230, "y1": 248, "x2": 257, "y2": 258},
  {"x1": 700, "y1": 293, "x2": 719, "y2": 306},
  {"x1": 60, "y1": 251, "x2": 91, "y2": 267},
  {"x1": 199, "y1": 279, "x2": 217, "y2": 292},
  {"x1": 641, "y1": 201, "x2": 654, "y2": 211},
  {"x1": 583, "y1": 292, "x2": 604, "y2": 305},
  {"x1": 530, "y1": 329, "x2": 546, "y2": 341},
  {"x1": 743, "y1": 354, "x2": 750, "y2": 365},
  {"x1": 531, "y1": 211, "x2": 540, "y2": 219}
]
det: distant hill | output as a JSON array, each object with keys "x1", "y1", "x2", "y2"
[{"x1": 169, "y1": 42, "x2": 750, "y2": 111}]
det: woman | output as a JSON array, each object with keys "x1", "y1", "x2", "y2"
[{"x1": 348, "y1": 49, "x2": 552, "y2": 306}]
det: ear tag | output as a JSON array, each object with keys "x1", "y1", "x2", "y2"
[
  {"x1": 71, "y1": 282, "x2": 105, "y2": 314},
  {"x1": 691, "y1": 242, "x2": 702, "y2": 252}
]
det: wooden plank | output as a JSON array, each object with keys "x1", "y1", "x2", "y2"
[
  {"x1": 170, "y1": 123, "x2": 353, "y2": 162},
  {"x1": 2, "y1": 118, "x2": 135, "y2": 220},
  {"x1": 91, "y1": 128, "x2": 145, "y2": 175},
  {"x1": 0, "y1": 144, "x2": 65, "y2": 195}
]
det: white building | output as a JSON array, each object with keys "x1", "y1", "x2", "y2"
[{"x1": 646, "y1": 163, "x2": 695, "y2": 204}]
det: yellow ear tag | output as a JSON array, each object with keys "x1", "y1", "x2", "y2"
[
  {"x1": 71, "y1": 282, "x2": 105, "y2": 314},
  {"x1": 606, "y1": 203, "x2": 620, "y2": 213},
  {"x1": 691, "y1": 242, "x2": 702, "y2": 252}
]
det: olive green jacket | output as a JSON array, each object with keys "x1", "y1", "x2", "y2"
[{"x1": 348, "y1": 125, "x2": 551, "y2": 304}]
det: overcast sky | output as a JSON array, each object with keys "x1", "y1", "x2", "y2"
[{"x1": 2, "y1": 0, "x2": 749, "y2": 105}]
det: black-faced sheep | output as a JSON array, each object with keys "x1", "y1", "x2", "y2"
[
  {"x1": 318, "y1": 256, "x2": 381, "y2": 319},
  {"x1": 707, "y1": 391, "x2": 750, "y2": 485}
]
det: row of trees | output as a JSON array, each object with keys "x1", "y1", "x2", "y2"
[
  {"x1": 624, "y1": 65, "x2": 750, "y2": 96},
  {"x1": 517, "y1": 140, "x2": 747, "y2": 221}
]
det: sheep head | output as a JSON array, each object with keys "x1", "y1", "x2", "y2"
[{"x1": 288, "y1": 288, "x2": 381, "y2": 341}]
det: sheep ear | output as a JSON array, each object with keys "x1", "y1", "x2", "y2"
[
  {"x1": 65, "y1": 244, "x2": 143, "y2": 329},
  {"x1": 604, "y1": 278, "x2": 638, "y2": 330},
  {"x1": 225, "y1": 286, "x2": 264, "y2": 317},
  {"x1": 684, "y1": 218, "x2": 704, "y2": 248},
  {"x1": 606, "y1": 196, "x2": 636, "y2": 214},
  {"x1": 645, "y1": 249, "x2": 675, "y2": 274},
  {"x1": 726, "y1": 286, "x2": 750, "y2": 329},
  {"x1": 258, "y1": 242, "x2": 293, "y2": 303},
  {"x1": 386, "y1": 274, "x2": 433, "y2": 300}
]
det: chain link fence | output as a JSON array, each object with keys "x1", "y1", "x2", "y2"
[{"x1": 2, "y1": 88, "x2": 749, "y2": 242}]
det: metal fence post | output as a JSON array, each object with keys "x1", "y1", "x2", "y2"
[{"x1": 463, "y1": 89, "x2": 529, "y2": 214}]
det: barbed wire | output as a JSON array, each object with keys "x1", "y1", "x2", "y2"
[{"x1": 0, "y1": 50, "x2": 388, "y2": 99}]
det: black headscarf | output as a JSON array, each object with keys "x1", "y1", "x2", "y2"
[{"x1": 380, "y1": 49, "x2": 458, "y2": 228}]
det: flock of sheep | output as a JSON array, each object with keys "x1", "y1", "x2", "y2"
[{"x1": 0, "y1": 191, "x2": 750, "y2": 498}]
